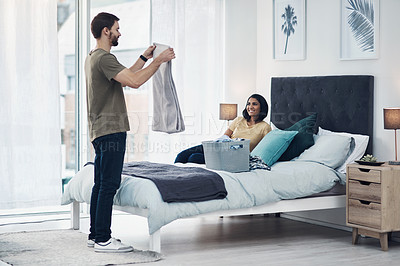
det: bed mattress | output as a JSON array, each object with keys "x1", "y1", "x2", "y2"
[{"x1": 61, "y1": 160, "x2": 344, "y2": 234}]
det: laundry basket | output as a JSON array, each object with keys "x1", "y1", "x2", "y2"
[{"x1": 202, "y1": 139, "x2": 250, "y2": 173}]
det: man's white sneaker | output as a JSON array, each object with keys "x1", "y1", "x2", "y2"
[
  {"x1": 87, "y1": 239, "x2": 95, "y2": 248},
  {"x1": 94, "y1": 238, "x2": 133, "y2": 253},
  {"x1": 88, "y1": 238, "x2": 121, "y2": 248}
]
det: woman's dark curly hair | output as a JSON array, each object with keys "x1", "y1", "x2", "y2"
[{"x1": 242, "y1": 94, "x2": 268, "y2": 123}]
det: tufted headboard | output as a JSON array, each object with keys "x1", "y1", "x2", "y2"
[{"x1": 270, "y1": 75, "x2": 374, "y2": 154}]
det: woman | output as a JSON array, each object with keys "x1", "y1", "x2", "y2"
[{"x1": 175, "y1": 94, "x2": 271, "y2": 164}]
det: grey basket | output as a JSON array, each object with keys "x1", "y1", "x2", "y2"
[{"x1": 202, "y1": 139, "x2": 250, "y2": 173}]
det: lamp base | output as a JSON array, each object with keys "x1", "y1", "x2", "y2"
[{"x1": 388, "y1": 161, "x2": 400, "y2": 165}]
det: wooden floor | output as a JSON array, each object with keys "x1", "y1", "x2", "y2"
[{"x1": 2, "y1": 211, "x2": 400, "y2": 266}]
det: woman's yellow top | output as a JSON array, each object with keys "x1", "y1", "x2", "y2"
[{"x1": 229, "y1": 117, "x2": 271, "y2": 152}]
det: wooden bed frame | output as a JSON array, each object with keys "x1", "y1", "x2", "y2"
[{"x1": 70, "y1": 75, "x2": 374, "y2": 252}]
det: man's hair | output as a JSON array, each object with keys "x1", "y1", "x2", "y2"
[
  {"x1": 242, "y1": 94, "x2": 269, "y2": 122},
  {"x1": 91, "y1": 12, "x2": 119, "y2": 39}
]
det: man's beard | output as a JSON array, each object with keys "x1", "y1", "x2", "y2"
[{"x1": 109, "y1": 33, "x2": 119, "y2": 46}]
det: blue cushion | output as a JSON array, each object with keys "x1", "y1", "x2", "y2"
[
  {"x1": 278, "y1": 113, "x2": 318, "y2": 161},
  {"x1": 251, "y1": 129, "x2": 298, "y2": 166}
]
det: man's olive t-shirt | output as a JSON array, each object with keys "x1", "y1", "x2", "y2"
[{"x1": 85, "y1": 48, "x2": 130, "y2": 141}]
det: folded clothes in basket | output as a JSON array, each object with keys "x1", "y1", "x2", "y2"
[{"x1": 214, "y1": 136, "x2": 246, "y2": 143}]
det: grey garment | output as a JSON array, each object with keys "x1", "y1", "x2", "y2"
[{"x1": 152, "y1": 43, "x2": 185, "y2": 133}]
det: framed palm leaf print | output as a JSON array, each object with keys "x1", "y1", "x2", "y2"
[
  {"x1": 341, "y1": 0, "x2": 379, "y2": 60},
  {"x1": 273, "y1": 0, "x2": 306, "y2": 60}
]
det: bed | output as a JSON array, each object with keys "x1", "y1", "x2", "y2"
[{"x1": 62, "y1": 75, "x2": 374, "y2": 252}]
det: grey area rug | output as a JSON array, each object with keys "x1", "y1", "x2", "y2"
[{"x1": 0, "y1": 229, "x2": 162, "y2": 265}]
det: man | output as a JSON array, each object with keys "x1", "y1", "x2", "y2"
[{"x1": 85, "y1": 12, "x2": 175, "y2": 253}]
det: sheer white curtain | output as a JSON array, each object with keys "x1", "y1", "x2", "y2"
[
  {"x1": 149, "y1": 0, "x2": 225, "y2": 163},
  {"x1": 0, "y1": 0, "x2": 61, "y2": 209}
]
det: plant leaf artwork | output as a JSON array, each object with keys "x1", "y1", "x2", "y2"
[
  {"x1": 274, "y1": 0, "x2": 305, "y2": 60},
  {"x1": 346, "y1": 0, "x2": 374, "y2": 52},
  {"x1": 281, "y1": 5, "x2": 297, "y2": 54}
]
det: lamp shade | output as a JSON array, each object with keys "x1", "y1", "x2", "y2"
[
  {"x1": 384, "y1": 108, "x2": 400, "y2": 129},
  {"x1": 219, "y1": 103, "x2": 237, "y2": 121}
]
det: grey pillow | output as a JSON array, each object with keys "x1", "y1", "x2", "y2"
[{"x1": 295, "y1": 134, "x2": 354, "y2": 169}]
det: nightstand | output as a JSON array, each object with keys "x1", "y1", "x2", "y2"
[{"x1": 346, "y1": 163, "x2": 400, "y2": 251}]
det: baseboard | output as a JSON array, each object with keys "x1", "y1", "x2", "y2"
[
  {"x1": 281, "y1": 213, "x2": 400, "y2": 243},
  {"x1": 280, "y1": 213, "x2": 351, "y2": 232}
]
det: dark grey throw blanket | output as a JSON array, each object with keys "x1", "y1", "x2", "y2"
[{"x1": 122, "y1": 161, "x2": 227, "y2": 203}]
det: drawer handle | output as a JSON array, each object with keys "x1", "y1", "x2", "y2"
[
  {"x1": 359, "y1": 168, "x2": 371, "y2": 173},
  {"x1": 359, "y1": 200, "x2": 371, "y2": 205},
  {"x1": 359, "y1": 181, "x2": 371, "y2": 186}
]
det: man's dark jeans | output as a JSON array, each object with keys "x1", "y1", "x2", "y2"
[{"x1": 89, "y1": 132, "x2": 126, "y2": 243}]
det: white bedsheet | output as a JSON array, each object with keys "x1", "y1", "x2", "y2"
[{"x1": 61, "y1": 161, "x2": 343, "y2": 234}]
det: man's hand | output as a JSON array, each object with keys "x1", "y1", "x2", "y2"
[
  {"x1": 142, "y1": 45, "x2": 156, "y2": 60},
  {"x1": 115, "y1": 47, "x2": 175, "y2": 89},
  {"x1": 154, "y1": 48, "x2": 176, "y2": 64}
]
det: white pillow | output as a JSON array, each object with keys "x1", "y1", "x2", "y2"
[
  {"x1": 61, "y1": 164, "x2": 94, "y2": 205},
  {"x1": 270, "y1": 122, "x2": 278, "y2": 130},
  {"x1": 317, "y1": 127, "x2": 369, "y2": 174},
  {"x1": 296, "y1": 134, "x2": 353, "y2": 169}
]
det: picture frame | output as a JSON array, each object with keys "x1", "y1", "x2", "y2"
[
  {"x1": 340, "y1": 0, "x2": 379, "y2": 60},
  {"x1": 273, "y1": 0, "x2": 306, "y2": 60}
]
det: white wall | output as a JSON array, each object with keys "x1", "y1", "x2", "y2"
[
  {"x1": 224, "y1": 0, "x2": 257, "y2": 106},
  {"x1": 225, "y1": 0, "x2": 400, "y2": 161}
]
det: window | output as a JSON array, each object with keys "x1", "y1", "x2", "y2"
[
  {"x1": 59, "y1": 0, "x2": 152, "y2": 178},
  {"x1": 58, "y1": 0, "x2": 76, "y2": 184},
  {"x1": 88, "y1": 0, "x2": 151, "y2": 163},
  {"x1": 148, "y1": 0, "x2": 225, "y2": 163},
  {"x1": 0, "y1": 0, "x2": 61, "y2": 210},
  {"x1": 60, "y1": 0, "x2": 224, "y2": 173}
]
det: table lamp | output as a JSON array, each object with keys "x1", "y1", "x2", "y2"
[
  {"x1": 384, "y1": 107, "x2": 400, "y2": 165},
  {"x1": 219, "y1": 103, "x2": 237, "y2": 125}
]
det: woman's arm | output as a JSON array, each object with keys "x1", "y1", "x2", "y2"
[
  {"x1": 223, "y1": 128, "x2": 233, "y2": 138},
  {"x1": 223, "y1": 117, "x2": 240, "y2": 138}
]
